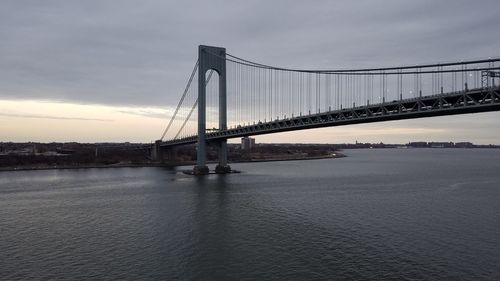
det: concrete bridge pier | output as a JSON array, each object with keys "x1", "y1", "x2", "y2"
[
  {"x1": 193, "y1": 141, "x2": 209, "y2": 175},
  {"x1": 152, "y1": 141, "x2": 178, "y2": 165},
  {"x1": 215, "y1": 139, "x2": 231, "y2": 174},
  {"x1": 151, "y1": 140, "x2": 163, "y2": 162}
]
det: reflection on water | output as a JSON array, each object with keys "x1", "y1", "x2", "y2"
[{"x1": 1, "y1": 149, "x2": 500, "y2": 280}]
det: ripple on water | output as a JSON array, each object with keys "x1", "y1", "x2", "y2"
[{"x1": 1, "y1": 150, "x2": 500, "y2": 280}]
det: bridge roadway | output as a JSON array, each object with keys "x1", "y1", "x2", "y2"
[{"x1": 160, "y1": 86, "x2": 500, "y2": 147}]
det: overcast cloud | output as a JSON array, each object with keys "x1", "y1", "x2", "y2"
[
  {"x1": 1, "y1": 0, "x2": 499, "y2": 143},
  {"x1": 1, "y1": 0, "x2": 499, "y2": 106}
]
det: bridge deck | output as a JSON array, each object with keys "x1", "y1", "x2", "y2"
[{"x1": 160, "y1": 86, "x2": 500, "y2": 147}]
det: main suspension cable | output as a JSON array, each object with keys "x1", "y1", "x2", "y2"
[
  {"x1": 225, "y1": 52, "x2": 500, "y2": 74},
  {"x1": 172, "y1": 70, "x2": 215, "y2": 139},
  {"x1": 160, "y1": 60, "x2": 199, "y2": 140}
]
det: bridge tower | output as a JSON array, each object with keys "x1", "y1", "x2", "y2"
[{"x1": 193, "y1": 45, "x2": 231, "y2": 175}]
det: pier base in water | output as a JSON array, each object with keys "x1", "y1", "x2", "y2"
[
  {"x1": 215, "y1": 165, "x2": 232, "y2": 174},
  {"x1": 193, "y1": 165, "x2": 209, "y2": 175},
  {"x1": 184, "y1": 166, "x2": 239, "y2": 176}
]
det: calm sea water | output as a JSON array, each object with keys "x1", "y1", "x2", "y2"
[{"x1": 1, "y1": 149, "x2": 499, "y2": 281}]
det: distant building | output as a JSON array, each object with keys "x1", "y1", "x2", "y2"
[
  {"x1": 408, "y1": 142, "x2": 428, "y2": 148},
  {"x1": 56, "y1": 148, "x2": 76, "y2": 155},
  {"x1": 428, "y1": 142, "x2": 454, "y2": 148},
  {"x1": 455, "y1": 142, "x2": 473, "y2": 148},
  {"x1": 241, "y1": 137, "x2": 255, "y2": 150}
]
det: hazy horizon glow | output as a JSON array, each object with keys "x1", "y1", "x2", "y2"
[
  {"x1": 1, "y1": 99, "x2": 499, "y2": 145},
  {"x1": 0, "y1": 99, "x2": 168, "y2": 143}
]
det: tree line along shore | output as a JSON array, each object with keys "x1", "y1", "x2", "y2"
[
  {"x1": 0, "y1": 142, "x2": 344, "y2": 171},
  {"x1": 2, "y1": 141, "x2": 498, "y2": 172}
]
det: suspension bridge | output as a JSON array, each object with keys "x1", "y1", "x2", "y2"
[{"x1": 154, "y1": 45, "x2": 500, "y2": 175}]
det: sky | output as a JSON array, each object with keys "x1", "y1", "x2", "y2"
[{"x1": 1, "y1": 0, "x2": 499, "y2": 144}]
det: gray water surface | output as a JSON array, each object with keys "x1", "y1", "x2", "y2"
[{"x1": 1, "y1": 149, "x2": 499, "y2": 280}]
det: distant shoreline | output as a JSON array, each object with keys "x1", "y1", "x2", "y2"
[
  {"x1": 3, "y1": 147, "x2": 500, "y2": 173},
  {"x1": 0, "y1": 163, "x2": 167, "y2": 172},
  {"x1": 0, "y1": 153, "x2": 346, "y2": 172},
  {"x1": 229, "y1": 153, "x2": 346, "y2": 164}
]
